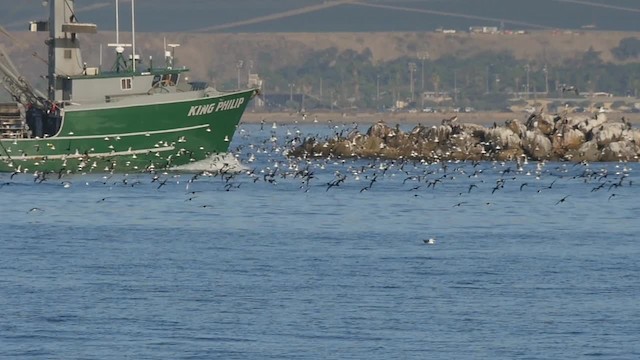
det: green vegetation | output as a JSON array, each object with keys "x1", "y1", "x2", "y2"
[
  {"x1": 260, "y1": 37, "x2": 640, "y2": 111},
  {"x1": 612, "y1": 37, "x2": 640, "y2": 61}
]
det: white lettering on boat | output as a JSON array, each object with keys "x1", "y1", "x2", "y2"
[{"x1": 187, "y1": 97, "x2": 245, "y2": 117}]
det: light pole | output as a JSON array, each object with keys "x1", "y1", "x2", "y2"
[
  {"x1": 288, "y1": 83, "x2": 293, "y2": 102},
  {"x1": 408, "y1": 62, "x2": 417, "y2": 102},
  {"x1": 330, "y1": 90, "x2": 334, "y2": 112},
  {"x1": 543, "y1": 64, "x2": 549, "y2": 95},
  {"x1": 247, "y1": 60, "x2": 254, "y2": 87},
  {"x1": 453, "y1": 69, "x2": 458, "y2": 103},
  {"x1": 376, "y1": 74, "x2": 380, "y2": 105},
  {"x1": 417, "y1": 51, "x2": 429, "y2": 91},
  {"x1": 525, "y1": 64, "x2": 530, "y2": 98},
  {"x1": 236, "y1": 60, "x2": 243, "y2": 89}
]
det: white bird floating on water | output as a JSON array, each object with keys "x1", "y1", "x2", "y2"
[{"x1": 423, "y1": 238, "x2": 436, "y2": 245}]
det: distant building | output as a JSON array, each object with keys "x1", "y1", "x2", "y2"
[
  {"x1": 469, "y1": 26, "x2": 499, "y2": 34},
  {"x1": 435, "y1": 27, "x2": 457, "y2": 34},
  {"x1": 421, "y1": 91, "x2": 452, "y2": 103},
  {"x1": 503, "y1": 30, "x2": 528, "y2": 35},
  {"x1": 590, "y1": 92, "x2": 613, "y2": 98},
  {"x1": 395, "y1": 100, "x2": 408, "y2": 109},
  {"x1": 247, "y1": 73, "x2": 262, "y2": 89},
  {"x1": 261, "y1": 93, "x2": 304, "y2": 110},
  {"x1": 247, "y1": 73, "x2": 264, "y2": 107}
]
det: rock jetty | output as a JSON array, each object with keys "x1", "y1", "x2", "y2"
[{"x1": 291, "y1": 112, "x2": 640, "y2": 162}]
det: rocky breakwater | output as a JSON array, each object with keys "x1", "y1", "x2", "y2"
[{"x1": 291, "y1": 112, "x2": 640, "y2": 162}]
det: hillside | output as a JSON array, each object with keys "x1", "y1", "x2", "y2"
[{"x1": 3, "y1": 30, "x2": 639, "y2": 92}]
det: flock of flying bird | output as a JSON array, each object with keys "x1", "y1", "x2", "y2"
[{"x1": 2, "y1": 120, "x2": 636, "y2": 223}]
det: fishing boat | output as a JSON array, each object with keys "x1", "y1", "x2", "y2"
[{"x1": 0, "y1": 0, "x2": 259, "y2": 174}]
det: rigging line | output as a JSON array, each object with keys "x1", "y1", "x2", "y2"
[
  {"x1": 0, "y1": 25, "x2": 18, "y2": 44},
  {"x1": 0, "y1": 138, "x2": 14, "y2": 163},
  {"x1": 31, "y1": 52, "x2": 70, "y2": 78},
  {"x1": 64, "y1": 0, "x2": 80, "y2": 23}
]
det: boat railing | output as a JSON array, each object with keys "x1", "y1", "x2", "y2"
[{"x1": 0, "y1": 103, "x2": 28, "y2": 139}]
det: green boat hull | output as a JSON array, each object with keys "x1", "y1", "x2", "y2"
[{"x1": 0, "y1": 89, "x2": 257, "y2": 174}]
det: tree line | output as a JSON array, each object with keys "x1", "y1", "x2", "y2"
[{"x1": 230, "y1": 37, "x2": 640, "y2": 111}]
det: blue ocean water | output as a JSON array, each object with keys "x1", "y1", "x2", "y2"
[{"x1": 1, "y1": 122, "x2": 639, "y2": 359}]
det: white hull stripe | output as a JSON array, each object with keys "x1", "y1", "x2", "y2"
[
  {"x1": 0, "y1": 146, "x2": 175, "y2": 161},
  {"x1": 12, "y1": 124, "x2": 209, "y2": 142}
]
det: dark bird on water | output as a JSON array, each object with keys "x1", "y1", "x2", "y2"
[{"x1": 555, "y1": 195, "x2": 570, "y2": 205}]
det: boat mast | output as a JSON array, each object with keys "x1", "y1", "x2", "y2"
[
  {"x1": 108, "y1": 0, "x2": 131, "y2": 72},
  {"x1": 131, "y1": 0, "x2": 136, "y2": 72},
  {"x1": 47, "y1": 0, "x2": 56, "y2": 101},
  {"x1": 46, "y1": 0, "x2": 97, "y2": 102},
  {"x1": 115, "y1": 0, "x2": 119, "y2": 44}
]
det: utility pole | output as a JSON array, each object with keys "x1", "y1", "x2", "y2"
[
  {"x1": 486, "y1": 64, "x2": 494, "y2": 94},
  {"x1": 486, "y1": 65, "x2": 490, "y2": 94},
  {"x1": 453, "y1": 69, "x2": 458, "y2": 103}
]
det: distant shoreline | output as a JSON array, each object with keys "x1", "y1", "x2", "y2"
[{"x1": 241, "y1": 111, "x2": 640, "y2": 126}]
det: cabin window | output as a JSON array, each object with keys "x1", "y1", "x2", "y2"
[
  {"x1": 121, "y1": 78, "x2": 132, "y2": 90},
  {"x1": 159, "y1": 74, "x2": 180, "y2": 87},
  {"x1": 64, "y1": 50, "x2": 72, "y2": 59},
  {"x1": 161, "y1": 74, "x2": 176, "y2": 86},
  {"x1": 151, "y1": 74, "x2": 161, "y2": 87}
]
